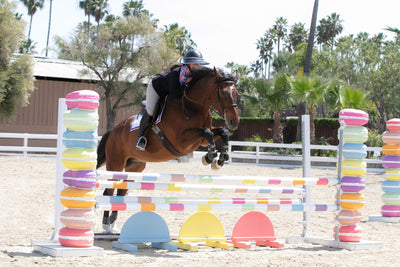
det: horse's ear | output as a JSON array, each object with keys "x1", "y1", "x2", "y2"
[
  {"x1": 214, "y1": 67, "x2": 223, "y2": 80},
  {"x1": 231, "y1": 70, "x2": 238, "y2": 81}
]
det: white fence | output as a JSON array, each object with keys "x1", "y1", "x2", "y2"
[
  {"x1": 0, "y1": 132, "x2": 384, "y2": 171},
  {"x1": 0, "y1": 133, "x2": 58, "y2": 157},
  {"x1": 228, "y1": 141, "x2": 383, "y2": 172}
]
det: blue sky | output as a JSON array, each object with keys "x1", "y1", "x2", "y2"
[{"x1": 15, "y1": 0, "x2": 399, "y2": 67}]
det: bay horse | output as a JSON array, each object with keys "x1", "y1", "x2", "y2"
[{"x1": 96, "y1": 67, "x2": 239, "y2": 232}]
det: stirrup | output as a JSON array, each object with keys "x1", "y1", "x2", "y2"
[{"x1": 136, "y1": 136, "x2": 147, "y2": 151}]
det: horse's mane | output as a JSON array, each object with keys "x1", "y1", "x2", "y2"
[
  {"x1": 188, "y1": 67, "x2": 214, "y2": 86},
  {"x1": 188, "y1": 67, "x2": 235, "y2": 88}
]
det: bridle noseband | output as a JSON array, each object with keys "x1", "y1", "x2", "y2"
[
  {"x1": 216, "y1": 80, "x2": 238, "y2": 119},
  {"x1": 182, "y1": 79, "x2": 237, "y2": 120}
]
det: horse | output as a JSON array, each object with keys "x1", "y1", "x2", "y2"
[{"x1": 96, "y1": 67, "x2": 240, "y2": 232}]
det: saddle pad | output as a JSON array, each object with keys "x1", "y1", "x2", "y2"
[{"x1": 130, "y1": 98, "x2": 166, "y2": 131}]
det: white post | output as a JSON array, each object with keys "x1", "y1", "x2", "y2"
[
  {"x1": 23, "y1": 133, "x2": 28, "y2": 157},
  {"x1": 50, "y1": 98, "x2": 66, "y2": 241},
  {"x1": 228, "y1": 143, "x2": 232, "y2": 163},
  {"x1": 256, "y1": 145, "x2": 259, "y2": 165},
  {"x1": 301, "y1": 115, "x2": 312, "y2": 238},
  {"x1": 334, "y1": 122, "x2": 345, "y2": 241}
]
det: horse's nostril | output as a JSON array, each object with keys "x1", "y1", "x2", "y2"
[{"x1": 229, "y1": 119, "x2": 238, "y2": 130}]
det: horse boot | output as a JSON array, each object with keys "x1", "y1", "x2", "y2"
[{"x1": 136, "y1": 110, "x2": 153, "y2": 151}]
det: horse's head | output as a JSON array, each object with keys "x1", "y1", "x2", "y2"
[
  {"x1": 213, "y1": 68, "x2": 239, "y2": 131},
  {"x1": 186, "y1": 67, "x2": 239, "y2": 131}
]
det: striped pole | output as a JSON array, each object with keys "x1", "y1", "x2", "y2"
[
  {"x1": 96, "y1": 170, "x2": 338, "y2": 186},
  {"x1": 95, "y1": 180, "x2": 305, "y2": 194},
  {"x1": 95, "y1": 202, "x2": 337, "y2": 212},
  {"x1": 95, "y1": 196, "x2": 303, "y2": 205}
]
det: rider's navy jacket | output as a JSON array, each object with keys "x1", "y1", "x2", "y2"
[{"x1": 151, "y1": 66, "x2": 186, "y2": 98}]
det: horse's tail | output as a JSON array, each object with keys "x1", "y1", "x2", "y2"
[{"x1": 97, "y1": 130, "x2": 111, "y2": 169}]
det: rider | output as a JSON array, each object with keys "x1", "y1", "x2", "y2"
[{"x1": 136, "y1": 49, "x2": 209, "y2": 151}]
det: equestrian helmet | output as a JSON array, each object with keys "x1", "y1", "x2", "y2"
[{"x1": 183, "y1": 49, "x2": 209, "y2": 65}]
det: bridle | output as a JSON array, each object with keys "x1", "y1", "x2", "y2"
[{"x1": 182, "y1": 79, "x2": 237, "y2": 120}]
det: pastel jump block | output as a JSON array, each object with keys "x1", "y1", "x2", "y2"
[
  {"x1": 173, "y1": 212, "x2": 231, "y2": 251},
  {"x1": 229, "y1": 211, "x2": 284, "y2": 249},
  {"x1": 112, "y1": 211, "x2": 177, "y2": 252}
]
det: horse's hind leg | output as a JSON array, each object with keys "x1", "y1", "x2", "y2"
[
  {"x1": 108, "y1": 159, "x2": 146, "y2": 232},
  {"x1": 102, "y1": 188, "x2": 115, "y2": 232},
  {"x1": 102, "y1": 153, "x2": 127, "y2": 233},
  {"x1": 108, "y1": 189, "x2": 128, "y2": 232}
]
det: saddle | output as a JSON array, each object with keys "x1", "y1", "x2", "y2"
[{"x1": 131, "y1": 96, "x2": 185, "y2": 157}]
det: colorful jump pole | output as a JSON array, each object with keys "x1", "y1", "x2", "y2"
[
  {"x1": 58, "y1": 90, "x2": 99, "y2": 248},
  {"x1": 370, "y1": 118, "x2": 400, "y2": 222},
  {"x1": 335, "y1": 109, "x2": 369, "y2": 242}
]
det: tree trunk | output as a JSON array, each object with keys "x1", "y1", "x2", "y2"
[
  {"x1": 28, "y1": 15, "x2": 33, "y2": 41},
  {"x1": 45, "y1": 0, "x2": 53, "y2": 57},
  {"x1": 105, "y1": 97, "x2": 116, "y2": 131},
  {"x1": 377, "y1": 105, "x2": 386, "y2": 134},
  {"x1": 297, "y1": 0, "x2": 318, "y2": 141},
  {"x1": 272, "y1": 111, "x2": 283, "y2": 143},
  {"x1": 303, "y1": 0, "x2": 319, "y2": 75},
  {"x1": 309, "y1": 107, "x2": 315, "y2": 142},
  {"x1": 87, "y1": 16, "x2": 91, "y2": 41}
]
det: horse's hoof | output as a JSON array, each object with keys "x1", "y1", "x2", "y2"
[
  {"x1": 110, "y1": 222, "x2": 120, "y2": 233},
  {"x1": 211, "y1": 159, "x2": 222, "y2": 170},
  {"x1": 102, "y1": 224, "x2": 112, "y2": 233},
  {"x1": 202, "y1": 155, "x2": 210, "y2": 166},
  {"x1": 223, "y1": 153, "x2": 229, "y2": 161}
]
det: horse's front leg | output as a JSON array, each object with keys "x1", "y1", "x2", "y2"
[
  {"x1": 212, "y1": 127, "x2": 230, "y2": 168},
  {"x1": 200, "y1": 128, "x2": 218, "y2": 166}
]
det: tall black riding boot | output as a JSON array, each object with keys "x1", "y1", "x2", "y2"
[{"x1": 136, "y1": 111, "x2": 153, "y2": 151}]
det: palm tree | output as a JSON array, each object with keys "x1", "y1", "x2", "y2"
[
  {"x1": 251, "y1": 74, "x2": 291, "y2": 143},
  {"x1": 163, "y1": 23, "x2": 196, "y2": 56},
  {"x1": 269, "y1": 74, "x2": 292, "y2": 143},
  {"x1": 249, "y1": 59, "x2": 263, "y2": 78},
  {"x1": 122, "y1": 0, "x2": 144, "y2": 17},
  {"x1": 122, "y1": 0, "x2": 146, "y2": 52},
  {"x1": 288, "y1": 22, "x2": 308, "y2": 52},
  {"x1": 256, "y1": 29, "x2": 274, "y2": 78},
  {"x1": 90, "y1": 0, "x2": 109, "y2": 35},
  {"x1": 271, "y1": 17, "x2": 288, "y2": 53},
  {"x1": 79, "y1": 0, "x2": 93, "y2": 39},
  {"x1": 298, "y1": 0, "x2": 318, "y2": 141},
  {"x1": 317, "y1": 13, "x2": 343, "y2": 48},
  {"x1": 45, "y1": 0, "x2": 52, "y2": 57},
  {"x1": 19, "y1": 38, "x2": 37, "y2": 54},
  {"x1": 256, "y1": 36, "x2": 268, "y2": 77},
  {"x1": 290, "y1": 75, "x2": 327, "y2": 141},
  {"x1": 339, "y1": 85, "x2": 368, "y2": 110},
  {"x1": 385, "y1": 26, "x2": 400, "y2": 43},
  {"x1": 20, "y1": 0, "x2": 45, "y2": 42}
]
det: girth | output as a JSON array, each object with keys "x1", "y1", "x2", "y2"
[{"x1": 151, "y1": 125, "x2": 185, "y2": 157}]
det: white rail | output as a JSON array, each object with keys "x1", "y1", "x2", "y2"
[
  {"x1": 0, "y1": 132, "x2": 383, "y2": 171},
  {"x1": 0, "y1": 132, "x2": 57, "y2": 157}
]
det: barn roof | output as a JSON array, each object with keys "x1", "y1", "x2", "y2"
[
  {"x1": 31, "y1": 56, "x2": 141, "y2": 82},
  {"x1": 33, "y1": 56, "x2": 97, "y2": 81}
]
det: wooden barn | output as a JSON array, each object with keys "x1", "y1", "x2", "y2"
[{"x1": 0, "y1": 56, "x2": 142, "y2": 148}]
